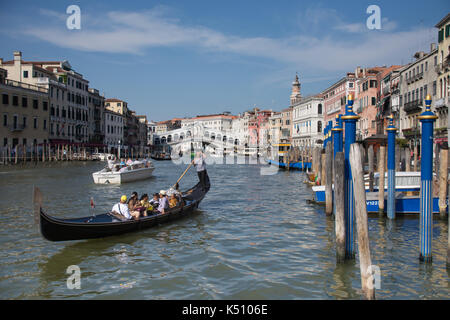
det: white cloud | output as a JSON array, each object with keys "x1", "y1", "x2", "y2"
[{"x1": 18, "y1": 8, "x2": 434, "y2": 72}]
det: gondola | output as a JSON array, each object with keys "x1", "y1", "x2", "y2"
[{"x1": 34, "y1": 174, "x2": 210, "y2": 242}]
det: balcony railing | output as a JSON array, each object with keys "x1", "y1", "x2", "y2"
[
  {"x1": 404, "y1": 99, "x2": 422, "y2": 114},
  {"x1": 3, "y1": 79, "x2": 48, "y2": 93},
  {"x1": 9, "y1": 124, "x2": 26, "y2": 132}
]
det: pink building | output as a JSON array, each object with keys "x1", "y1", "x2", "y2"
[
  {"x1": 248, "y1": 109, "x2": 273, "y2": 147},
  {"x1": 322, "y1": 73, "x2": 358, "y2": 125}
]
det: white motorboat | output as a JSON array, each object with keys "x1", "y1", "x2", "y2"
[{"x1": 92, "y1": 159, "x2": 155, "y2": 184}]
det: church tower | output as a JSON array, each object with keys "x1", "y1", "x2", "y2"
[{"x1": 290, "y1": 73, "x2": 302, "y2": 106}]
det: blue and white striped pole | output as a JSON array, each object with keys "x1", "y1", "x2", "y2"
[
  {"x1": 341, "y1": 95, "x2": 359, "y2": 259},
  {"x1": 418, "y1": 95, "x2": 437, "y2": 263},
  {"x1": 387, "y1": 115, "x2": 397, "y2": 219}
]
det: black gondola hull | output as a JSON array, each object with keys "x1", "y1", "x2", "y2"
[{"x1": 39, "y1": 181, "x2": 208, "y2": 241}]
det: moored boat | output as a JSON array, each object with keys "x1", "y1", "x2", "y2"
[
  {"x1": 311, "y1": 171, "x2": 424, "y2": 203},
  {"x1": 92, "y1": 159, "x2": 155, "y2": 184},
  {"x1": 35, "y1": 173, "x2": 210, "y2": 241}
]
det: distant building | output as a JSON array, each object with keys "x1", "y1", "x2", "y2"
[
  {"x1": 0, "y1": 67, "x2": 50, "y2": 148},
  {"x1": 322, "y1": 73, "x2": 358, "y2": 125},
  {"x1": 292, "y1": 95, "x2": 324, "y2": 149},
  {"x1": 0, "y1": 51, "x2": 91, "y2": 145},
  {"x1": 104, "y1": 109, "x2": 124, "y2": 155}
]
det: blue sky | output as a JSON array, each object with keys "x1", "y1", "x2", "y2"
[{"x1": 0, "y1": 0, "x2": 448, "y2": 121}]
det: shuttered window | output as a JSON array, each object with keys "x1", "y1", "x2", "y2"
[{"x1": 438, "y1": 29, "x2": 444, "y2": 42}]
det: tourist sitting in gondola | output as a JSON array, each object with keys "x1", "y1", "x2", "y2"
[
  {"x1": 150, "y1": 193, "x2": 160, "y2": 207},
  {"x1": 157, "y1": 190, "x2": 169, "y2": 214},
  {"x1": 169, "y1": 194, "x2": 178, "y2": 208},
  {"x1": 139, "y1": 194, "x2": 153, "y2": 217},
  {"x1": 111, "y1": 195, "x2": 139, "y2": 220}
]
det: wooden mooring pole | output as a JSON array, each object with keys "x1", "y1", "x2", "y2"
[
  {"x1": 368, "y1": 145, "x2": 374, "y2": 192},
  {"x1": 405, "y1": 147, "x2": 411, "y2": 172},
  {"x1": 321, "y1": 152, "x2": 326, "y2": 186},
  {"x1": 334, "y1": 152, "x2": 346, "y2": 262},
  {"x1": 350, "y1": 143, "x2": 375, "y2": 300},
  {"x1": 325, "y1": 143, "x2": 333, "y2": 215}
]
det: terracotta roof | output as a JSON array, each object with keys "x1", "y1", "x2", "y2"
[
  {"x1": 435, "y1": 13, "x2": 450, "y2": 28},
  {"x1": 105, "y1": 98, "x2": 125, "y2": 103}
]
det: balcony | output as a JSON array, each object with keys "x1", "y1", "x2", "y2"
[
  {"x1": 402, "y1": 128, "x2": 420, "y2": 138},
  {"x1": 3, "y1": 79, "x2": 48, "y2": 93},
  {"x1": 404, "y1": 99, "x2": 422, "y2": 114},
  {"x1": 435, "y1": 60, "x2": 450, "y2": 75},
  {"x1": 9, "y1": 124, "x2": 26, "y2": 132}
]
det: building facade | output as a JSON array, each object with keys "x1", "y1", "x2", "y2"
[
  {"x1": 398, "y1": 46, "x2": 438, "y2": 148},
  {"x1": 104, "y1": 109, "x2": 124, "y2": 155},
  {"x1": 292, "y1": 95, "x2": 324, "y2": 149},
  {"x1": 435, "y1": 14, "x2": 450, "y2": 146},
  {"x1": 1, "y1": 67, "x2": 50, "y2": 149},
  {"x1": 322, "y1": 73, "x2": 358, "y2": 125}
]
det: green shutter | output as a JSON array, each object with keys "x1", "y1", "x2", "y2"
[
  {"x1": 446, "y1": 25, "x2": 450, "y2": 38},
  {"x1": 438, "y1": 29, "x2": 444, "y2": 42}
]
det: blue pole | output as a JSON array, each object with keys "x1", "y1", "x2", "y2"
[
  {"x1": 387, "y1": 115, "x2": 397, "y2": 219},
  {"x1": 328, "y1": 120, "x2": 333, "y2": 147},
  {"x1": 332, "y1": 115, "x2": 343, "y2": 158},
  {"x1": 418, "y1": 95, "x2": 437, "y2": 263},
  {"x1": 337, "y1": 114, "x2": 343, "y2": 154},
  {"x1": 341, "y1": 94, "x2": 359, "y2": 259}
]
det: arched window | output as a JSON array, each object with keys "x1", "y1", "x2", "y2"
[{"x1": 318, "y1": 104, "x2": 322, "y2": 114}]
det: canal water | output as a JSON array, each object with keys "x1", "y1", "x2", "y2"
[{"x1": 0, "y1": 160, "x2": 448, "y2": 299}]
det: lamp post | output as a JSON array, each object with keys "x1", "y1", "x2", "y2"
[
  {"x1": 341, "y1": 94, "x2": 360, "y2": 259},
  {"x1": 418, "y1": 94, "x2": 438, "y2": 263},
  {"x1": 118, "y1": 139, "x2": 121, "y2": 160}
]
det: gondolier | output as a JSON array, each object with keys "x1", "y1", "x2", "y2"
[{"x1": 193, "y1": 151, "x2": 210, "y2": 191}]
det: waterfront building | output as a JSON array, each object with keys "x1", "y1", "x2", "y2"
[
  {"x1": 0, "y1": 67, "x2": 50, "y2": 148},
  {"x1": 376, "y1": 66, "x2": 404, "y2": 135},
  {"x1": 435, "y1": 13, "x2": 450, "y2": 146},
  {"x1": 280, "y1": 107, "x2": 293, "y2": 144},
  {"x1": 322, "y1": 73, "x2": 358, "y2": 125},
  {"x1": 105, "y1": 98, "x2": 128, "y2": 115},
  {"x1": 355, "y1": 67, "x2": 383, "y2": 140},
  {"x1": 231, "y1": 114, "x2": 248, "y2": 147},
  {"x1": 398, "y1": 45, "x2": 438, "y2": 149},
  {"x1": 88, "y1": 88, "x2": 105, "y2": 147},
  {"x1": 147, "y1": 120, "x2": 156, "y2": 147},
  {"x1": 136, "y1": 115, "x2": 149, "y2": 155},
  {"x1": 104, "y1": 109, "x2": 124, "y2": 155},
  {"x1": 181, "y1": 114, "x2": 233, "y2": 132},
  {"x1": 267, "y1": 112, "x2": 282, "y2": 146},
  {"x1": 292, "y1": 95, "x2": 324, "y2": 149}
]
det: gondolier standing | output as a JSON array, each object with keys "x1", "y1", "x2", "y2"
[{"x1": 193, "y1": 151, "x2": 209, "y2": 191}]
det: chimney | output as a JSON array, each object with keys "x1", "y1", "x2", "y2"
[
  {"x1": 430, "y1": 43, "x2": 436, "y2": 52},
  {"x1": 13, "y1": 51, "x2": 22, "y2": 62},
  {"x1": 0, "y1": 58, "x2": 3, "y2": 65}
]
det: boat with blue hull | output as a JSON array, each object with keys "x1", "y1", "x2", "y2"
[
  {"x1": 267, "y1": 159, "x2": 311, "y2": 170},
  {"x1": 365, "y1": 193, "x2": 446, "y2": 214},
  {"x1": 311, "y1": 172, "x2": 424, "y2": 203}
]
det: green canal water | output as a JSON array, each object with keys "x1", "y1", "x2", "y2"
[{"x1": 0, "y1": 160, "x2": 448, "y2": 299}]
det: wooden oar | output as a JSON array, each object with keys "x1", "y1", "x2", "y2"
[{"x1": 172, "y1": 161, "x2": 194, "y2": 189}]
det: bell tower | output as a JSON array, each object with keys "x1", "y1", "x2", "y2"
[{"x1": 290, "y1": 73, "x2": 301, "y2": 105}]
